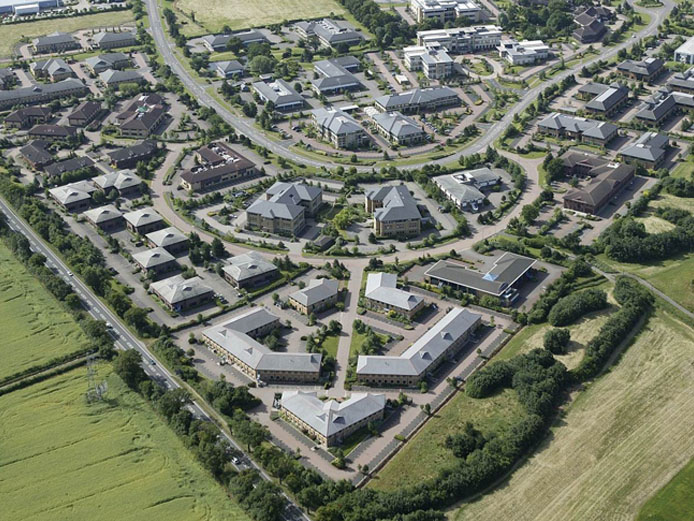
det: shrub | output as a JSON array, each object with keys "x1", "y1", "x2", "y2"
[
  {"x1": 548, "y1": 289, "x2": 608, "y2": 326},
  {"x1": 543, "y1": 328, "x2": 570, "y2": 354}
]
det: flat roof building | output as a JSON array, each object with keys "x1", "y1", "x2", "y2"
[
  {"x1": 180, "y1": 143, "x2": 256, "y2": 192},
  {"x1": 416, "y1": 25, "x2": 502, "y2": 53},
  {"x1": 425, "y1": 252, "x2": 536, "y2": 304},
  {"x1": 675, "y1": 36, "x2": 694, "y2": 65},
  {"x1": 357, "y1": 307, "x2": 482, "y2": 387},
  {"x1": 497, "y1": 39, "x2": 550, "y2": 65},
  {"x1": 410, "y1": 0, "x2": 483, "y2": 23},
  {"x1": 281, "y1": 391, "x2": 385, "y2": 446}
]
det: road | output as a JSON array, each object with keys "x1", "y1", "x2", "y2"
[
  {"x1": 0, "y1": 196, "x2": 310, "y2": 521},
  {"x1": 144, "y1": 0, "x2": 673, "y2": 171}
]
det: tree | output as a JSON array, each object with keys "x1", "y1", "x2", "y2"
[
  {"x1": 521, "y1": 204, "x2": 540, "y2": 224},
  {"x1": 211, "y1": 237, "x2": 225, "y2": 258},
  {"x1": 249, "y1": 55, "x2": 275, "y2": 75},
  {"x1": 544, "y1": 328, "x2": 571, "y2": 354},
  {"x1": 234, "y1": 419, "x2": 269, "y2": 452},
  {"x1": 124, "y1": 306, "x2": 150, "y2": 333},
  {"x1": 113, "y1": 350, "x2": 146, "y2": 389}
]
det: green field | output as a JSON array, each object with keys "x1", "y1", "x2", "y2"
[
  {"x1": 638, "y1": 457, "x2": 694, "y2": 521},
  {"x1": 0, "y1": 242, "x2": 91, "y2": 382},
  {"x1": 0, "y1": 365, "x2": 252, "y2": 521},
  {"x1": 174, "y1": 0, "x2": 345, "y2": 32},
  {"x1": 455, "y1": 308, "x2": 694, "y2": 521},
  {"x1": 0, "y1": 11, "x2": 135, "y2": 57}
]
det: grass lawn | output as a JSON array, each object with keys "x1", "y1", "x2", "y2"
[
  {"x1": 0, "y1": 365, "x2": 252, "y2": 521},
  {"x1": 0, "y1": 242, "x2": 91, "y2": 382},
  {"x1": 173, "y1": 0, "x2": 345, "y2": 32},
  {"x1": 349, "y1": 328, "x2": 389, "y2": 358},
  {"x1": 670, "y1": 157, "x2": 694, "y2": 179},
  {"x1": 637, "y1": 457, "x2": 694, "y2": 521},
  {"x1": 597, "y1": 252, "x2": 694, "y2": 313},
  {"x1": 454, "y1": 307, "x2": 694, "y2": 521},
  {"x1": 0, "y1": 10, "x2": 135, "y2": 57},
  {"x1": 650, "y1": 193, "x2": 694, "y2": 214},
  {"x1": 321, "y1": 334, "x2": 339, "y2": 358},
  {"x1": 635, "y1": 215, "x2": 676, "y2": 234},
  {"x1": 369, "y1": 388, "x2": 524, "y2": 491}
]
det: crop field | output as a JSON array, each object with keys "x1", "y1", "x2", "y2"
[
  {"x1": 370, "y1": 305, "x2": 616, "y2": 491},
  {"x1": 0, "y1": 11, "x2": 135, "y2": 58},
  {"x1": 0, "y1": 365, "x2": 252, "y2": 521},
  {"x1": 0, "y1": 242, "x2": 90, "y2": 382},
  {"x1": 454, "y1": 308, "x2": 694, "y2": 521},
  {"x1": 174, "y1": 0, "x2": 345, "y2": 32}
]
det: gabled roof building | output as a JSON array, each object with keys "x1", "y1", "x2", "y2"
[
  {"x1": 131, "y1": 247, "x2": 178, "y2": 277},
  {"x1": 375, "y1": 86, "x2": 460, "y2": 113},
  {"x1": 150, "y1": 275, "x2": 214, "y2": 312},
  {"x1": 203, "y1": 308, "x2": 321, "y2": 383},
  {"x1": 281, "y1": 391, "x2": 385, "y2": 446},
  {"x1": 93, "y1": 170, "x2": 142, "y2": 197},
  {"x1": 84, "y1": 204, "x2": 124, "y2": 231},
  {"x1": 85, "y1": 52, "x2": 131, "y2": 74},
  {"x1": 618, "y1": 131, "x2": 669, "y2": 169},
  {"x1": 356, "y1": 307, "x2": 482, "y2": 387},
  {"x1": 537, "y1": 112, "x2": 618, "y2": 145},
  {"x1": 0, "y1": 78, "x2": 87, "y2": 109},
  {"x1": 311, "y1": 107, "x2": 369, "y2": 150},
  {"x1": 372, "y1": 111, "x2": 426, "y2": 146},
  {"x1": 294, "y1": 19, "x2": 364, "y2": 48},
  {"x1": 364, "y1": 272, "x2": 426, "y2": 319},
  {"x1": 366, "y1": 185, "x2": 422, "y2": 238},
  {"x1": 289, "y1": 278, "x2": 339, "y2": 315},
  {"x1": 223, "y1": 251, "x2": 279, "y2": 289}
]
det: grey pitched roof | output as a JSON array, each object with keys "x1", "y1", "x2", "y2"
[
  {"x1": 150, "y1": 275, "x2": 213, "y2": 305},
  {"x1": 69, "y1": 100, "x2": 101, "y2": 121},
  {"x1": 585, "y1": 83, "x2": 629, "y2": 112},
  {"x1": 312, "y1": 107, "x2": 363, "y2": 136},
  {"x1": 619, "y1": 131, "x2": 668, "y2": 162},
  {"x1": 459, "y1": 167, "x2": 502, "y2": 186},
  {"x1": 373, "y1": 111, "x2": 423, "y2": 139},
  {"x1": 368, "y1": 185, "x2": 422, "y2": 223},
  {"x1": 85, "y1": 52, "x2": 129, "y2": 71},
  {"x1": 289, "y1": 278, "x2": 339, "y2": 307},
  {"x1": 538, "y1": 112, "x2": 617, "y2": 139},
  {"x1": 312, "y1": 58, "x2": 362, "y2": 92},
  {"x1": 107, "y1": 140, "x2": 158, "y2": 163},
  {"x1": 246, "y1": 199, "x2": 304, "y2": 220},
  {"x1": 145, "y1": 226, "x2": 187, "y2": 248},
  {"x1": 131, "y1": 247, "x2": 176, "y2": 268},
  {"x1": 123, "y1": 208, "x2": 163, "y2": 228},
  {"x1": 295, "y1": 18, "x2": 363, "y2": 46},
  {"x1": 99, "y1": 69, "x2": 144, "y2": 85},
  {"x1": 49, "y1": 183, "x2": 93, "y2": 205},
  {"x1": 31, "y1": 58, "x2": 71, "y2": 77},
  {"x1": 617, "y1": 57, "x2": 664, "y2": 77},
  {"x1": 202, "y1": 308, "x2": 321, "y2": 374},
  {"x1": 93, "y1": 31, "x2": 136, "y2": 46},
  {"x1": 28, "y1": 124, "x2": 78, "y2": 139},
  {"x1": 357, "y1": 307, "x2": 482, "y2": 377},
  {"x1": 563, "y1": 163, "x2": 635, "y2": 208},
  {"x1": 211, "y1": 60, "x2": 245, "y2": 74},
  {"x1": 635, "y1": 92, "x2": 676, "y2": 122},
  {"x1": 266, "y1": 181, "x2": 322, "y2": 203},
  {"x1": 375, "y1": 86, "x2": 458, "y2": 110},
  {"x1": 365, "y1": 272, "x2": 423, "y2": 311},
  {"x1": 424, "y1": 253, "x2": 536, "y2": 296},
  {"x1": 668, "y1": 67, "x2": 694, "y2": 91},
  {"x1": 93, "y1": 170, "x2": 141, "y2": 191},
  {"x1": 433, "y1": 173, "x2": 485, "y2": 204},
  {"x1": 281, "y1": 391, "x2": 385, "y2": 437},
  {"x1": 223, "y1": 251, "x2": 277, "y2": 282},
  {"x1": 84, "y1": 204, "x2": 123, "y2": 224},
  {"x1": 33, "y1": 32, "x2": 76, "y2": 47}
]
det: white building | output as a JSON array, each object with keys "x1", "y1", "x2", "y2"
[
  {"x1": 416, "y1": 25, "x2": 502, "y2": 54},
  {"x1": 675, "y1": 36, "x2": 694, "y2": 65},
  {"x1": 410, "y1": 0, "x2": 483, "y2": 23},
  {"x1": 403, "y1": 46, "x2": 454, "y2": 80},
  {"x1": 497, "y1": 39, "x2": 550, "y2": 65}
]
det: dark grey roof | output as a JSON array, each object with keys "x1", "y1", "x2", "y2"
[
  {"x1": 635, "y1": 92, "x2": 676, "y2": 122},
  {"x1": 93, "y1": 31, "x2": 137, "y2": 46},
  {"x1": 19, "y1": 140, "x2": 53, "y2": 166},
  {"x1": 0, "y1": 78, "x2": 86, "y2": 107},
  {"x1": 33, "y1": 32, "x2": 77, "y2": 47},
  {"x1": 563, "y1": 163, "x2": 634, "y2": 209},
  {"x1": 107, "y1": 140, "x2": 158, "y2": 163},
  {"x1": 44, "y1": 156, "x2": 94, "y2": 177},
  {"x1": 617, "y1": 57, "x2": 664, "y2": 77},
  {"x1": 28, "y1": 124, "x2": 78, "y2": 138},
  {"x1": 425, "y1": 253, "x2": 536, "y2": 296},
  {"x1": 69, "y1": 100, "x2": 101, "y2": 121},
  {"x1": 585, "y1": 83, "x2": 629, "y2": 112}
]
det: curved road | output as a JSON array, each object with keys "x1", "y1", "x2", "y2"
[{"x1": 144, "y1": 0, "x2": 673, "y2": 171}]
